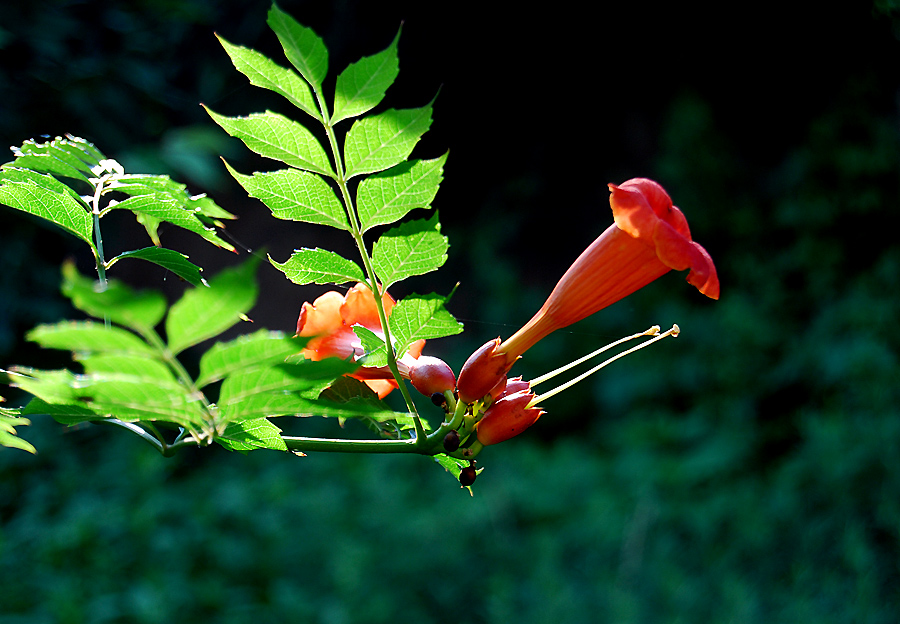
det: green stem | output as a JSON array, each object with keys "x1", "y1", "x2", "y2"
[
  {"x1": 140, "y1": 326, "x2": 216, "y2": 440},
  {"x1": 315, "y1": 89, "x2": 426, "y2": 442},
  {"x1": 89, "y1": 175, "x2": 108, "y2": 290},
  {"x1": 283, "y1": 436, "x2": 424, "y2": 454}
]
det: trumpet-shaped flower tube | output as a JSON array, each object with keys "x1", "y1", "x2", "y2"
[
  {"x1": 296, "y1": 283, "x2": 425, "y2": 398},
  {"x1": 456, "y1": 178, "x2": 719, "y2": 404}
]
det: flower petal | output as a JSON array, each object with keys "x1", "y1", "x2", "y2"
[{"x1": 296, "y1": 290, "x2": 344, "y2": 337}]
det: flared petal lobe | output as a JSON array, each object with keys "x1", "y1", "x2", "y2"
[
  {"x1": 495, "y1": 178, "x2": 719, "y2": 366},
  {"x1": 294, "y1": 283, "x2": 421, "y2": 399}
]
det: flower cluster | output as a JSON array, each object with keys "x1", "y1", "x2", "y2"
[{"x1": 295, "y1": 178, "x2": 719, "y2": 458}]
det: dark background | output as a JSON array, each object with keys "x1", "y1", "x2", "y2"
[{"x1": 2, "y1": 1, "x2": 900, "y2": 622}]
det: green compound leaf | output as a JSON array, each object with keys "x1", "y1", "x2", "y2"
[
  {"x1": 332, "y1": 27, "x2": 401, "y2": 125},
  {"x1": 27, "y1": 322, "x2": 156, "y2": 357},
  {"x1": 107, "y1": 247, "x2": 206, "y2": 287},
  {"x1": 218, "y1": 418, "x2": 288, "y2": 452},
  {"x1": 107, "y1": 193, "x2": 234, "y2": 251},
  {"x1": 205, "y1": 107, "x2": 334, "y2": 177},
  {"x1": 0, "y1": 180, "x2": 93, "y2": 245},
  {"x1": 197, "y1": 330, "x2": 301, "y2": 388},
  {"x1": 343, "y1": 103, "x2": 433, "y2": 178},
  {"x1": 371, "y1": 212, "x2": 448, "y2": 289},
  {"x1": 0, "y1": 165, "x2": 86, "y2": 204},
  {"x1": 166, "y1": 255, "x2": 260, "y2": 355},
  {"x1": 5, "y1": 368, "x2": 82, "y2": 405},
  {"x1": 356, "y1": 153, "x2": 448, "y2": 232},
  {"x1": 218, "y1": 359, "x2": 357, "y2": 422},
  {"x1": 223, "y1": 161, "x2": 348, "y2": 229},
  {"x1": 388, "y1": 293, "x2": 463, "y2": 358},
  {"x1": 76, "y1": 353, "x2": 177, "y2": 384},
  {"x1": 0, "y1": 403, "x2": 35, "y2": 454},
  {"x1": 217, "y1": 34, "x2": 319, "y2": 120},
  {"x1": 73, "y1": 374, "x2": 207, "y2": 427},
  {"x1": 20, "y1": 397, "x2": 102, "y2": 427},
  {"x1": 7, "y1": 135, "x2": 102, "y2": 184},
  {"x1": 267, "y1": 4, "x2": 328, "y2": 91},
  {"x1": 61, "y1": 261, "x2": 168, "y2": 332},
  {"x1": 270, "y1": 248, "x2": 365, "y2": 285}
]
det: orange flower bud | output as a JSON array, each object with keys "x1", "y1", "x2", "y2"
[
  {"x1": 456, "y1": 338, "x2": 512, "y2": 404},
  {"x1": 475, "y1": 387, "x2": 543, "y2": 446}
]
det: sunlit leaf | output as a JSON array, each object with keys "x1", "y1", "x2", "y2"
[
  {"x1": 218, "y1": 417, "x2": 288, "y2": 452},
  {"x1": 108, "y1": 247, "x2": 206, "y2": 287},
  {"x1": 270, "y1": 248, "x2": 365, "y2": 285},
  {"x1": 343, "y1": 103, "x2": 433, "y2": 178},
  {"x1": 0, "y1": 403, "x2": 35, "y2": 454},
  {"x1": 205, "y1": 107, "x2": 334, "y2": 176},
  {"x1": 357, "y1": 153, "x2": 447, "y2": 232},
  {"x1": 332, "y1": 27, "x2": 401, "y2": 124},
  {"x1": 61, "y1": 260, "x2": 168, "y2": 331},
  {"x1": 267, "y1": 4, "x2": 328, "y2": 91},
  {"x1": 27, "y1": 322, "x2": 156, "y2": 357},
  {"x1": 7, "y1": 135, "x2": 102, "y2": 183},
  {"x1": 166, "y1": 256, "x2": 260, "y2": 355},
  {"x1": 107, "y1": 194, "x2": 234, "y2": 251},
  {"x1": 197, "y1": 330, "x2": 301, "y2": 387},
  {"x1": 21, "y1": 397, "x2": 104, "y2": 426},
  {"x1": 371, "y1": 212, "x2": 448, "y2": 288},
  {"x1": 388, "y1": 293, "x2": 463, "y2": 357},
  {"x1": 352, "y1": 325, "x2": 388, "y2": 367},
  {"x1": 0, "y1": 180, "x2": 93, "y2": 245},
  {"x1": 223, "y1": 161, "x2": 347, "y2": 229},
  {"x1": 217, "y1": 34, "x2": 319, "y2": 120}
]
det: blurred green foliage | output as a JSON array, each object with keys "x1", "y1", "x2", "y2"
[{"x1": 2, "y1": 0, "x2": 900, "y2": 622}]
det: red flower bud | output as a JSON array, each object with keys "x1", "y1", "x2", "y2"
[
  {"x1": 475, "y1": 388, "x2": 544, "y2": 446},
  {"x1": 456, "y1": 338, "x2": 513, "y2": 404},
  {"x1": 408, "y1": 355, "x2": 457, "y2": 397}
]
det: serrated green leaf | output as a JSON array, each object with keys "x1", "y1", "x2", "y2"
[
  {"x1": 0, "y1": 165, "x2": 85, "y2": 203},
  {"x1": 388, "y1": 293, "x2": 464, "y2": 357},
  {"x1": 166, "y1": 255, "x2": 260, "y2": 355},
  {"x1": 206, "y1": 107, "x2": 334, "y2": 176},
  {"x1": 107, "y1": 173, "x2": 187, "y2": 198},
  {"x1": 107, "y1": 194, "x2": 235, "y2": 251},
  {"x1": 217, "y1": 34, "x2": 319, "y2": 120},
  {"x1": 270, "y1": 248, "x2": 365, "y2": 285},
  {"x1": 218, "y1": 359, "x2": 357, "y2": 421},
  {"x1": 6, "y1": 367, "x2": 82, "y2": 405},
  {"x1": 343, "y1": 104, "x2": 433, "y2": 178},
  {"x1": 76, "y1": 374, "x2": 207, "y2": 427},
  {"x1": 187, "y1": 194, "x2": 236, "y2": 222},
  {"x1": 61, "y1": 261, "x2": 168, "y2": 330},
  {"x1": 352, "y1": 325, "x2": 388, "y2": 367},
  {"x1": 0, "y1": 405, "x2": 36, "y2": 453},
  {"x1": 197, "y1": 330, "x2": 301, "y2": 387},
  {"x1": 371, "y1": 212, "x2": 448, "y2": 288},
  {"x1": 27, "y1": 322, "x2": 156, "y2": 357},
  {"x1": 267, "y1": 4, "x2": 329, "y2": 91},
  {"x1": 76, "y1": 353, "x2": 177, "y2": 384},
  {"x1": 332, "y1": 27, "x2": 401, "y2": 124},
  {"x1": 0, "y1": 180, "x2": 93, "y2": 245},
  {"x1": 223, "y1": 161, "x2": 347, "y2": 229},
  {"x1": 218, "y1": 418, "x2": 288, "y2": 452},
  {"x1": 21, "y1": 397, "x2": 103, "y2": 426},
  {"x1": 356, "y1": 153, "x2": 447, "y2": 232},
  {"x1": 108, "y1": 247, "x2": 206, "y2": 287},
  {"x1": 8, "y1": 135, "x2": 102, "y2": 183}
]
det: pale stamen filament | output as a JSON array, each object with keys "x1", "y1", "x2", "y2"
[
  {"x1": 529, "y1": 324, "x2": 680, "y2": 406},
  {"x1": 530, "y1": 325, "x2": 662, "y2": 387}
]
